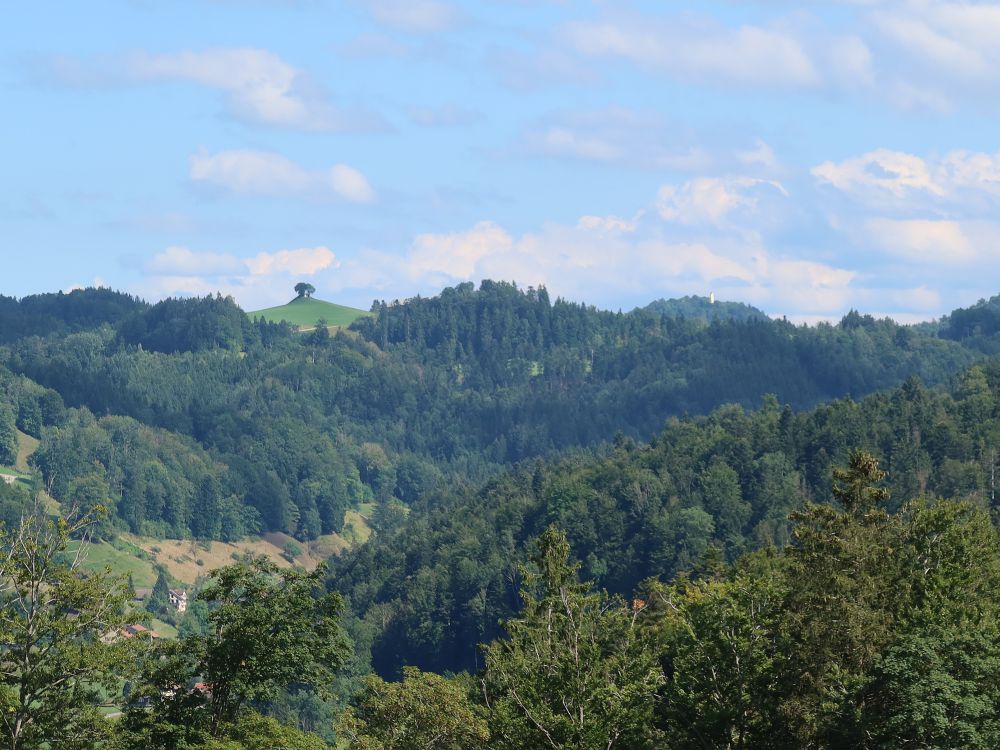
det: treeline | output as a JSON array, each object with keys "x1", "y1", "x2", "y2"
[
  {"x1": 3, "y1": 452, "x2": 997, "y2": 749},
  {"x1": 0, "y1": 283, "x2": 995, "y2": 542},
  {"x1": 329, "y1": 362, "x2": 1000, "y2": 676},
  {"x1": 0, "y1": 288, "x2": 145, "y2": 345}
]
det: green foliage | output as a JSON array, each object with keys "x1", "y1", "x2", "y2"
[
  {"x1": 0, "y1": 509, "x2": 132, "y2": 750},
  {"x1": 481, "y1": 526, "x2": 663, "y2": 750},
  {"x1": 331, "y1": 364, "x2": 1000, "y2": 676},
  {"x1": 0, "y1": 404, "x2": 17, "y2": 467},
  {"x1": 0, "y1": 288, "x2": 144, "y2": 345},
  {"x1": 118, "y1": 294, "x2": 248, "y2": 354},
  {"x1": 642, "y1": 294, "x2": 768, "y2": 322},
  {"x1": 295, "y1": 282, "x2": 317, "y2": 299},
  {"x1": 643, "y1": 561, "x2": 787, "y2": 749},
  {"x1": 122, "y1": 557, "x2": 350, "y2": 742},
  {"x1": 339, "y1": 667, "x2": 488, "y2": 750},
  {"x1": 147, "y1": 568, "x2": 172, "y2": 618}
]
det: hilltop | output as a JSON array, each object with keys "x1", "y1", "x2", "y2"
[
  {"x1": 249, "y1": 295, "x2": 371, "y2": 330},
  {"x1": 641, "y1": 294, "x2": 768, "y2": 323}
]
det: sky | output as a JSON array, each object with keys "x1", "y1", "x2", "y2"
[{"x1": 3, "y1": 0, "x2": 1000, "y2": 322}]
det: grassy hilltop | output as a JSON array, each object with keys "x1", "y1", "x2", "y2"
[{"x1": 249, "y1": 295, "x2": 371, "y2": 330}]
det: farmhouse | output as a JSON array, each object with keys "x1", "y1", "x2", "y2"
[{"x1": 169, "y1": 589, "x2": 188, "y2": 612}]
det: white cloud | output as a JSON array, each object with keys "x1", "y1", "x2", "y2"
[
  {"x1": 529, "y1": 127, "x2": 623, "y2": 161},
  {"x1": 146, "y1": 246, "x2": 244, "y2": 276},
  {"x1": 864, "y1": 218, "x2": 976, "y2": 264},
  {"x1": 520, "y1": 108, "x2": 737, "y2": 172},
  {"x1": 190, "y1": 150, "x2": 312, "y2": 194},
  {"x1": 141, "y1": 246, "x2": 339, "y2": 309},
  {"x1": 870, "y1": 3, "x2": 1000, "y2": 80},
  {"x1": 812, "y1": 149, "x2": 944, "y2": 198},
  {"x1": 245, "y1": 247, "x2": 338, "y2": 276},
  {"x1": 812, "y1": 148, "x2": 1000, "y2": 209},
  {"x1": 190, "y1": 149, "x2": 376, "y2": 203},
  {"x1": 37, "y1": 47, "x2": 385, "y2": 132},
  {"x1": 563, "y1": 17, "x2": 820, "y2": 88},
  {"x1": 329, "y1": 165, "x2": 377, "y2": 203},
  {"x1": 320, "y1": 210, "x2": 856, "y2": 319},
  {"x1": 361, "y1": 0, "x2": 460, "y2": 33},
  {"x1": 657, "y1": 177, "x2": 788, "y2": 225}
]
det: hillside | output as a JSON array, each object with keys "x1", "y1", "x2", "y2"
[
  {"x1": 641, "y1": 294, "x2": 768, "y2": 323},
  {"x1": 1, "y1": 281, "x2": 992, "y2": 549},
  {"x1": 330, "y1": 360, "x2": 1000, "y2": 676},
  {"x1": 249, "y1": 296, "x2": 371, "y2": 330}
]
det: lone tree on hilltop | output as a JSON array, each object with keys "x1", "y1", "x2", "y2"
[{"x1": 294, "y1": 282, "x2": 316, "y2": 299}]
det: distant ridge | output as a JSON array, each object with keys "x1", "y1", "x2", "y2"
[
  {"x1": 641, "y1": 295, "x2": 768, "y2": 323},
  {"x1": 249, "y1": 296, "x2": 371, "y2": 330}
]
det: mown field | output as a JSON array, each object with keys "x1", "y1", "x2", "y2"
[{"x1": 249, "y1": 296, "x2": 371, "y2": 330}]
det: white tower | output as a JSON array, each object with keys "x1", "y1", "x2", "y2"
[{"x1": 709, "y1": 292, "x2": 715, "y2": 304}]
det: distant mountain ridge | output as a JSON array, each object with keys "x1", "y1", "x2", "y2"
[{"x1": 641, "y1": 295, "x2": 768, "y2": 323}]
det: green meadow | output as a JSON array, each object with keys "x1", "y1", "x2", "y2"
[{"x1": 249, "y1": 296, "x2": 371, "y2": 330}]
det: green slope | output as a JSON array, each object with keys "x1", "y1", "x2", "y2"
[{"x1": 249, "y1": 296, "x2": 371, "y2": 330}]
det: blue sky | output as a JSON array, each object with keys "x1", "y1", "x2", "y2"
[{"x1": 3, "y1": 0, "x2": 1000, "y2": 321}]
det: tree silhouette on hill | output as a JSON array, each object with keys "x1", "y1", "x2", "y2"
[{"x1": 294, "y1": 283, "x2": 316, "y2": 299}]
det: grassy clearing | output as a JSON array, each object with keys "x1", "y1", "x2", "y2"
[
  {"x1": 69, "y1": 541, "x2": 159, "y2": 588},
  {"x1": 56, "y1": 496, "x2": 377, "y2": 590},
  {"x1": 249, "y1": 296, "x2": 371, "y2": 330},
  {"x1": 123, "y1": 533, "x2": 332, "y2": 584},
  {"x1": 15, "y1": 430, "x2": 38, "y2": 472},
  {"x1": 149, "y1": 617, "x2": 179, "y2": 639},
  {"x1": 342, "y1": 510, "x2": 373, "y2": 545}
]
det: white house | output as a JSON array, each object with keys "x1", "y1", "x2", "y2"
[{"x1": 168, "y1": 589, "x2": 188, "y2": 613}]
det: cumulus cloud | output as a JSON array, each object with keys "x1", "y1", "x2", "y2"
[
  {"x1": 812, "y1": 147, "x2": 1000, "y2": 210},
  {"x1": 245, "y1": 247, "x2": 338, "y2": 276},
  {"x1": 657, "y1": 177, "x2": 788, "y2": 226},
  {"x1": 812, "y1": 146, "x2": 1000, "y2": 284},
  {"x1": 190, "y1": 149, "x2": 376, "y2": 203},
  {"x1": 812, "y1": 149, "x2": 944, "y2": 199},
  {"x1": 864, "y1": 218, "x2": 975, "y2": 264},
  {"x1": 320, "y1": 209, "x2": 857, "y2": 319},
  {"x1": 141, "y1": 246, "x2": 339, "y2": 309}
]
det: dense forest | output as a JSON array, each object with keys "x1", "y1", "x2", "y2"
[
  {"x1": 1, "y1": 283, "x2": 1000, "y2": 747},
  {"x1": 1, "y1": 283, "x2": 987, "y2": 542}
]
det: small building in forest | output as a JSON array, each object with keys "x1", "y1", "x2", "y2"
[{"x1": 168, "y1": 589, "x2": 188, "y2": 612}]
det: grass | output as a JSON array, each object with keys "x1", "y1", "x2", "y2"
[
  {"x1": 1, "y1": 431, "x2": 38, "y2": 489},
  {"x1": 15, "y1": 430, "x2": 38, "y2": 472},
  {"x1": 249, "y1": 296, "x2": 371, "y2": 330},
  {"x1": 149, "y1": 617, "x2": 179, "y2": 639},
  {"x1": 342, "y1": 509, "x2": 372, "y2": 545},
  {"x1": 69, "y1": 541, "x2": 160, "y2": 588}
]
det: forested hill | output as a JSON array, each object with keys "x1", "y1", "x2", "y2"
[
  {"x1": 330, "y1": 362, "x2": 1000, "y2": 677},
  {"x1": 0, "y1": 283, "x2": 994, "y2": 545},
  {"x1": 641, "y1": 294, "x2": 767, "y2": 322}
]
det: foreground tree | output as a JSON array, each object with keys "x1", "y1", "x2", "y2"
[
  {"x1": 0, "y1": 508, "x2": 130, "y2": 750},
  {"x1": 645, "y1": 559, "x2": 787, "y2": 749},
  {"x1": 482, "y1": 526, "x2": 663, "y2": 750},
  {"x1": 338, "y1": 667, "x2": 489, "y2": 750},
  {"x1": 119, "y1": 556, "x2": 349, "y2": 747}
]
